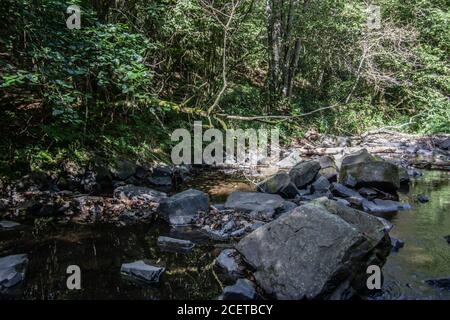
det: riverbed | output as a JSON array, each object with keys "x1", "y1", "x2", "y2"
[{"x1": 0, "y1": 170, "x2": 449, "y2": 300}]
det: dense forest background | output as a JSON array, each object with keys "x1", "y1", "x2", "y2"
[{"x1": 0, "y1": 0, "x2": 448, "y2": 177}]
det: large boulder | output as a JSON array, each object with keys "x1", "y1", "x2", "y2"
[
  {"x1": 113, "y1": 185, "x2": 167, "y2": 203},
  {"x1": 289, "y1": 160, "x2": 321, "y2": 189},
  {"x1": 339, "y1": 149, "x2": 374, "y2": 169},
  {"x1": 0, "y1": 254, "x2": 28, "y2": 294},
  {"x1": 339, "y1": 161, "x2": 400, "y2": 192},
  {"x1": 159, "y1": 189, "x2": 209, "y2": 226},
  {"x1": 225, "y1": 192, "x2": 285, "y2": 214},
  {"x1": 236, "y1": 200, "x2": 390, "y2": 300},
  {"x1": 362, "y1": 199, "x2": 412, "y2": 215}
]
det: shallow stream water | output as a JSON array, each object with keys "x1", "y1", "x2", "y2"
[{"x1": 0, "y1": 170, "x2": 449, "y2": 300}]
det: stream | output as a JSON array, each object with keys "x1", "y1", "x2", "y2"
[{"x1": 0, "y1": 170, "x2": 449, "y2": 300}]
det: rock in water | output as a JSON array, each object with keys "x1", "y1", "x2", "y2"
[
  {"x1": 113, "y1": 185, "x2": 167, "y2": 203},
  {"x1": 417, "y1": 195, "x2": 429, "y2": 203},
  {"x1": 222, "y1": 279, "x2": 257, "y2": 300},
  {"x1": 362, "y1": 199, "x2": 412, "y2": 214},
  {"x1": 157, "y1": 236, "x2": 195, "y2": 253},
  {"x1": 236, "y1": 201, "x2": 389, "y2": 300},
  {"x1": 339, "y1": 161, "x2": 400, "y2": 192},
  {"x1": 159, "y1": 189, "x2": 209, "y2": 226},
  {"x1": 444, "y1": 235, "x2": 450, "y2": 244},
  {"x1": 289, "y1": 160, "x2": 321, "y2": 189},
  {"x1": 215, "y1": 249, "x2": 245, "y2": 279},
  {"x1": 425, "y1": 278, "x2": 450, "y2": 290},
  {"x1": 0, "y1": 220, "x2": 21, "y2": 230},
  {"x1": 390, "y1": 237, "x2": 405, "y2": 252},
  {"x1": 225, "y1": 192, "x2": 285, "y2": 214},
  {"x1": 120, "y1": 260, "x2": 165, "y2": 284},
  {"x1": 0, "y1": 254, "x2": 28, "y2": 293}
]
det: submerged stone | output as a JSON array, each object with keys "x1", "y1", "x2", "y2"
[
  {"x1": 0, "y1": 254, "x2": 28, "y2": 293},
  {"x1": 0, "y1": 220, "x2": 21, "y2": 230},
  {"x1": 222, "y1": 279, "x2": 257, "y2": 300},
  {"x1": 120, "y1": 260, "x2": 165, "y2": 284},
  {"x1": 157, "y1": 236, "x2": 195, "y2": 253}
]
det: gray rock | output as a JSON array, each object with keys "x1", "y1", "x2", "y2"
[
  {"x1": 113, "y1": 185, "x2": 167, "y2": 203},
  {"x1": 202, "y1": 226, "x2": 230, "y2": 241},
  {"x1": 425, "y1": 278, "x2": 450, "y2": 290},
  {"x1": 279, "y1": 182, "x2": 300, "y2": 199},
  {"x1": 399, "y1": 167, "x2": 410, "y2": 184},
  {"x1": 335, "y1": 198, "x2": 351, "y2": 207},
  {"x1": 417, "y1": 195, "x2": 429, "y2": 203},
  {"x1": 157, "y1": 236, "x2": 195, "y2": 253},
  {"x1": 120, "y1": 260, "x2": 165, "y2": 283},
  {"x1": 278, "y1": 201, "x2": 297, "y2": 216},
  {"x1": 276, "y1": 151, "x2": 302, "y2": 168},
  {"x1": 257, "y1": 173, "x2": 291, "y2": 194},
  {"x1": 111, "y1": 160, "x2": 136, "y2": 181},
  {"x1": 390, "y1": 237, "x2": 405, "y2": 252},
  {"x1": 247, "y1": 221, "x2": 266, "y2": 231},
  {"x1": 362, "y1": 199, "x2": 412, "y2": 214},
  {"x1": 0, "y1": 220, "x2": 21, "y2": 230},
  {"x1": 159, "y1": 189, "x2": 209, "y2": 226},
  {"x1": 330, "y1": 183, "x2": 360, "y2": 198},
  {"x1": 311, "y1": 176, "x2": 330, "y2": 193},
  {"x1": 340, "y1": 149, "x2": 374, "y2": 169},
  {"x1": 222, "y1": 279, "x2": 257, "y2": 300},
  {"x1": 358, "y1": 188, "x2": 378, "y2": 200},
  {"x1": 148, "y1": 166, "x2": 173, "y2": 187},
  {"x1": 318, "y1": 156, "x2": 338, "y2": 181},
  {"x1": 236, "y1": 202, "x2": 389, "y2": 300},
  {"x1": 437, "y1": 137, "x2": 450, "y2": 150},
  {"x1": 289, "y1": 160, "x2": 321, "y2": 189},
  {"x1": 339, "y1": 161, "x2": 400, "y2": 192},
  {"x1": 376, "y1": 217, "x2": 394, "y2": 232},
  {"x1": 216, "y1": 249, "x2": 245, "y2": 279},
  {"x1": 230, "y1": 228, "x2": 247, "y2": 238},
  {"x1": 0, "y1": 254, "x2": 28, "y2": 292},
  {"x1": 225, "y1": 192, "x2": 285, "y2": 214}
]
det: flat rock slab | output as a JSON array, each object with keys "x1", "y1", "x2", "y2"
[
  {"x1": 362, "y1": 199, "x2": 412, "y2": 214},
  {"x1": 236, "y1": 202, "x2": 389, "y2": 300},
  {"x1": 113, "y1": 185, "x2": 167, "y2": 203},
  {"x1": 159, "y1": 189, "x2": 209, "y2": 226},
  {"x1": 222, "y1": 279, "x2": 257, "y2": 300},
  {"x1": 157, "y1": 236, "x2": 195, "y2": 253},
  {"x1": 225, "y1": 192, "x2": 285, "y2": 214},
  {"x1": 0, "y1": 221, "x2": 21, "y2": 230},
  {"x1": 0, "y1": 254, "x2": 28, "y2": 291},
  {"x1": 120, "y1": 260, "x2": 165, "y2": 284},
  {"x1": 330, "y1": 183, "x2": 361, "y2": 198}
]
